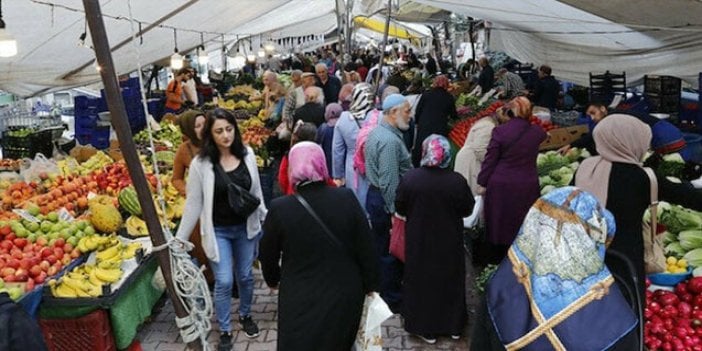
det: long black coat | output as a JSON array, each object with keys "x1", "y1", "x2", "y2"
[
  {"x1": 260, "y1": 183, "x2": 380, "y2": 351},
  {"x1": 396, "y1": 168, "x2": 473, "y2": 336},
  {"x1": 412, "y1": 88, "x2": 457, "y2": 166}
]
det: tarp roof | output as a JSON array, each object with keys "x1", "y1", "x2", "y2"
[
  {"x1": 0, "y1": 0, "x2": 345, "y2": 97},
  {"x1": 364, "y1": 0, "x2": 702, "y2": 88}
]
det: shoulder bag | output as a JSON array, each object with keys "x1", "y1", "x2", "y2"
[
  {"x1": 642, "y1": 167, "x2": 666, "y2": 274},
  {"x1": 214, "y1": 162, "x2": 260, "y2": 218},
  {"x1": 294, "y1": 193, "x2": 352, "y2": 256}
]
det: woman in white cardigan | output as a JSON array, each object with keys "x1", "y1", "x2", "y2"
[{"x1": 175, "y1": 108, "x2": 267, "y2": 349}]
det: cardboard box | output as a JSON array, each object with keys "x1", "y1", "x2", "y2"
[{"x1": 539, "y1": 125, "x2": 589, "y2": 151}]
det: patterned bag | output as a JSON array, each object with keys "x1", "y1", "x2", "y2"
[{"x1": 353, "y1": 293, "x2": 393, "y2": 351}]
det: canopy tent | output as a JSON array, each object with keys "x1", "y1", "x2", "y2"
[
  {"x1": 352, "y1": 15, "x2": 431, "y2": 40},
  {"x1": 0, "y1": 0, "x2": 353, "y2": 98},
  {"x1": 363, "y1": 0, "x2": 702, "y2": 88}
]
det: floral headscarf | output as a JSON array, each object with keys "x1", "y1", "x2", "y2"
[
  {"x1": 288, "y1": 141, "x2": 329, "y2": 187},
  {"x1": 349, "y1": 83, "x2": 372, "y2": 120},
  {"x1": 487, "y1": 187, "x2": 637, "y2": 351},
  {"x1": 420, "y1": 134, "x2": 452, "y2": 169}
]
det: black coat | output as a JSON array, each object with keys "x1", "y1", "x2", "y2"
[
  {"x1": 0, "y1": 293, "x2": 48, "y2": 351},
  {"x1": 260, "y1": 183, "x2": 380, "y2": 351},
  {"x1": 478, "y1": 65, "x2": 495, "y2": 92},
  {"x1": 317, "y1": 75, "x2": 342, "y2": 104},
  {"x1": 412, "y1": 88, "x2": 457, "y2": 166},
  {"x1": 293, "y1": 102, "x2": 325, "y2": 128},
  {"x1": 533, "y1": 76, "x2": 560, "y2": 109}
]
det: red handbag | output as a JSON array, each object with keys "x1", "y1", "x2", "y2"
[{"x1": 389, "y1": 214, "x2": 406, "y2": 262}]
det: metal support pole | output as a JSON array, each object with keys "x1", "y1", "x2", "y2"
[
  {"x1": 373, "y1": 0, "x2": 392, "y2": 98},
  {"x1": 81, "y1": 2, "x2": 201, "y2": 350}
]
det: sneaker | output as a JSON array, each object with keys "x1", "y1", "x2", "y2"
[
  {"x1": 217, "y1": 332, "x2": 232, "y2": 351},
  {"x1": 239, "y1": 315, "x2": 260, "y2": 338},
  {"x1": 418, "y1": 334, "x2": 437, "y2": 344},
  {"x1": 451, "y1": 334, "x2": 461, "y2": 340}
]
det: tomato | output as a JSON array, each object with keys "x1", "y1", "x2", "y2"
[{"x1": 688, "y1": 277, "x2": 702, "y2": 294}]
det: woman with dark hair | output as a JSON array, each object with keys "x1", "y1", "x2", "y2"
[
  {"x1": 411, "y1": 75, "x2": 457, "y2": 166},
  {"x1": 260, "y1": 142, "x2": 379, "y2": 350},
  {"x1": 175, "y1": 108, "x2": 267, "y2": 350},
  {"x1": 477, "y1": 97, "x2": 547, "y2": 263}
]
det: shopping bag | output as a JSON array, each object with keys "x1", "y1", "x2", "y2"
[
  {"x1": 389, "y1": 214, "x2": 406, "y2": 262},
  {"x1": 353, "y1": 293, "x2": 393, "y2": 351},
  {"x1": 463, "y1": 195, "x2": 484, "y2": 229}
]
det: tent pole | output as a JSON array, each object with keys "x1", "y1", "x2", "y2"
[
  {"x1": 81, "y1": 2, "x2": 202, "y2": 351},
  {"x1": 336, "y1": 0, "x2": 346, "y2": 84},
  {"x1": 374, "y1": 0, "x2": 392, "y2": 98}
]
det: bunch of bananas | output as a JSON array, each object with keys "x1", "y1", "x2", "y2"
[
  {"x1": 50, "y1": 238, "x2": 142, "y2": 298},
  {"x1": 125, "y1": 216, "x2": 148, "y2": 237},
  {"x1": 77, "y1": 234, "x2": 112, "y2": 253},
  {"x1": 73, "y1": 151, "x2": 113, "y2": 175}
]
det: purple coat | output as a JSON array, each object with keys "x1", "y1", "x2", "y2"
[{"x1": 478, "y1": 118, "x2": 547, "y2": 245}]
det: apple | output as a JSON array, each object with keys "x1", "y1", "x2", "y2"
[
  {"x1": 40, "y1": 248, "x2": 52, "y2": 259},
  {"x1": 26, "y1": 234, "x2": 37, "y2": 243},
  {"x1": 47, "y1": 266, "x2": 58, "y2": 276},
  {"x1": 0, "y1": 226, "x2": 11, "y2": 236},
  {"x1": 66, "y1": 237, "x2": 78, "y2": 248},
  {"x1": 12, "y1": 238, "x2": 27, "y2": 249},
  {"x1": 39, "y1": 260, "x2": 50, "y2": 272},
  {"x1": 34, "y1": 271, "x2": 47, "y2": 284},
  {"x1": 83, "y1": 226, "x2": 95, "y2": 236},
  {"x1": 26, "y1": 203, "x2": 40, "y2": 217},
  {"x1": 70, "y1": 248, "x2": 80, "y2": 259},
  {"x1": 59, "y1": 229, "x2": 71, "y2": 240},
  {"x1": 0, "y1": 240, "x2": 12, "y2": 251},
  {"x1": 11, "y1": 250, "x2": 22, "y2": 260},
  {"x1": 61, "y1": 256, "x2": 71, "y2": 265},
  {"x1": 29, "y1": 265, "x2": 42, "y2": 277},
  {"x1": 14, "y1": 268, "x2": 28, "y2": 281},
  {"x1": 14, "y1": 228, "x2": 28, "y2": 239},
  {"x1": 40, "y1": 221, "x2": 52, "y2": 233},
  {"x1": 46, "y1": 255, "x2": 57, "y2": 265},
  {"x1": 3, "y1": 275, "x2": 16, "y2": 283},
  {"x1": 48, "y1": 232, "x2": 59, "y2": 241},
  {"x1": 1, "y1": 267, "x2": 16, "y2": 277},
  {"x1": 63, "y1": 243, "x2": 74, "y2": 252},
  {"x1": 54, "y1": 238, "x2": 65, "y2": 248},
  {"x1": 26, "y1": 279, "x2": 35, "y2": 292},
  {"x1": 51, "y1": 223, "x2": 62, "y2": 233},
  {"x1": 19, "y1": 258, "x2": 31, "y2": 270},
  {"x1": 6, "y1": 259, "x2": 19, "y2": 269},
  {"x1": 5, "y1": 233, "x2": 15, "y2": 242},
  {"x1": 26, "y1": 222, "x2": 39, "y2": 233},
  {"x1": 36, "y1": 237, "x2": 48, "y2": 247},
  {"x1": 53, "y1": 248, "x2": 64, "y2": 258}
]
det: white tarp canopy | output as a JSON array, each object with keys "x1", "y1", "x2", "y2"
[
  {"x1": 0, "y1": 0, "x2": 347, "y2": 97},
  {"x1": 364, "y1": 0, "x2": 702, "y2": 88}
]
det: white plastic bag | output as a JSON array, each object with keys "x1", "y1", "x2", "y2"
[
  {"x1": 463, "y1": 195, "x2": 484, "y2": 229},
  {"x1": 19, "y1": 153, "x2": 60, "y2": 182},
  {"x1": 353, "y1": 293, "x2": 393, "y2": 351}
]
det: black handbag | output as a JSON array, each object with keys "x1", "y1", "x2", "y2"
[{"x1": 214, "y1": 162, "x2": 260, "y2": 218}]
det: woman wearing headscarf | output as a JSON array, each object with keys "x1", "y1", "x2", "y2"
[
  {"x1": 260, "y1": 142, "x2": 379, "y2": 351},
  {"x1": 332, "y1": 83, "x2": 378, "y2": 206},
  {"x1": 411, "y1": 75, "x2": 457, "y2": 167},
  {"x1": 471, "y1": 187, "x2": 639, "y2": 351},
  {"x1": 395, "y1": 135, "x2": 474, "y2": 344},
  {"x1": 575, "y1": 115, "x2": 702, "y2": 296},
  {"x1": 172, "y1": 110, "x2": 212, "y2": 283},
  {"x1": 478, "y1": 96, "x2": 547, "y2": 263},
  {"x1": 316, "y1": 103, "x2": 343, "y2": 174},
  {"x1": 454, "y1": 109, "x2": 501, "y2": 195}
]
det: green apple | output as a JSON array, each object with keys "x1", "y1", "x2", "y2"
[
  {"x1": 10, "y1": 222, "x2": 23, "y2": 233},
  {"x1": 48, "y1": 232, "x2": 60, "y2": 240},
  {"x1": 8, "y1": 287, "x2": 23, "y2": 300},
  {"x1": 27, "y1": 234, "x2": 37, "y2": 243},
  {"x1": 76, "y1": 220, "x2": 88, "y2": 231},
  {"x1": 59, "y1": 229, "x2": 72, "y2": 240},
  {"x1": 26, "y1": 222, "x2": 40, "y2": 233},
  {"x1": 51, "y1": 223, "x2": 62, "y2": 233},
  {"x1": 48, "y1": 238, "x2": 57, "y2": 247},
  {"x1": 47, "y1": 213, "x2": 59, "y2": 223},
  {"x1": 26, "y1": 204, "x2": 40, "y2": 217},
  {"x1": 0, "y1": 221, "x2": 6, "y2": 227},
  {"x1": 40, "y1": 221, "x2": 53, "y2": 233},
  {"x1": 75, "y1": 231, "x2": 85, "y2": 239},
  {"x1": 66, "y1": 226, "x2": 77, "y2": 236},
  {"x1": 36, "y1": 214, "x2": 45, "y2": 222},
  {"x1": 15, "y1": 228, "x2": 29, "y2": 238},
  {"x1": 84, "y1": 226, "x2": 95, "y2": 236},
  {"x1": 66, "y1": 236, "x2": 78, "y2": 247}
]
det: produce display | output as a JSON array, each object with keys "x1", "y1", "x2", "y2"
[
  {"x1": 645, "y1": 277, "x2": 702, "y2": 351},
  {"x1": 537, "y1": 148, "x2": 589, "y2": 195},
  {"x1": 659, "y1": 204, "x2": 702, "y2": 264}
]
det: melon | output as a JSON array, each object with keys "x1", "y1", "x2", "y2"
[
  {"x1": 89, "y1": 203, "x2": 123, "y2": 234},
  {"x1": 118, "y1": 186, "x2": 141, "y2": 217}
]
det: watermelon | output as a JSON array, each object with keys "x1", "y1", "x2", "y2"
[{"x1": 118, "y1": 186, "x2": 141, "y2": 216}]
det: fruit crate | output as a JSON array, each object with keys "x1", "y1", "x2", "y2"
[
  {"x1": 644, "y1": 75, "x2": 681, "y2": 95},
  {"x1": 39, "y1": 309, "x2": 116, "y2": 351}
]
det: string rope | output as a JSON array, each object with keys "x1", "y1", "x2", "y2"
[{"x1": 126, "y1": 1, "x2": 212, "y2": 349}]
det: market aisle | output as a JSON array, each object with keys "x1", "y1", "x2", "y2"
[{"x1": 137, "y1": 265, "x2": 474, "y2": 351}]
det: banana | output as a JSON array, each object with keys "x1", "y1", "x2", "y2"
[
  {"x1": 54, "y1": 284, "x2": 78, "y2": 298},
  {"x1": 122, "y1": 243, "x2": 141, "y2": 259},
  {"x1": 97, "y1": 259, "x2": 121, "y2": 270},
  {"x1": 89, "y1": 268, "x2": 104, "y2": 287},
  {"x1": 85, "y1": 236, "x2": 99, "y2": 251},
  {"x1": 61, "y1": 276, "x2": 92, "y2": 298},
  {"x1": 96, "y1": 244, "x2": 121, "y2": 261},
  {"x1": 94, "y1": 267, "x2": 122, "y2": 283}
]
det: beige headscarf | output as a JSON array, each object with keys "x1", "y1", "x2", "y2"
[{"x1": 575, "y1": 114, "x2": 652, "y2": 205}]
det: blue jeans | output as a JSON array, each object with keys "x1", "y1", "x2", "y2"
[
  {"x1": 366, "y1": 187, "x2": 403, "y2": 310},
  {"x1": 209, "y1": 225, "x2": 259, "y2": 332}
]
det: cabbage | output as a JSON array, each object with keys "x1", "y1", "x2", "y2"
[
  {"x1": 660, "y1": 205, "x2": 702, "y2": 234},
  {"x1": 666, "y1": 241, "x2": 686, "y2": 258},
  {"x1": 684, "y1": 248, "x2": 702, "y2": 267},
  {"x1": 679, "y1": 230, "x2": 702, "y2": 251}
]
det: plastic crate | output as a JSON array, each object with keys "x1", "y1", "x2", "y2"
[
  {"x1": 644, "y1": 75, "x2": 681, "y2": 95},
  {"x1": 31, "y1": 128, "x2": 55, "y2": 157},
  {"x1": 90, "y1": 125, "x2": 110, "y2": 149},
  {"x1": 39, "y1": 309, "x2": 116, "y2": 351},
  {"x1": 647, "y1": 94, "x2": 681, "y2": 113}
]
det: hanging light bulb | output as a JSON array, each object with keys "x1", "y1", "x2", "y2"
[
  {"x1": 0, "y1": 0, "x2": 18, "y2": 57},
  {"x1": 170, "y1": 28, "x2": 183, "y2": 69},
  {"x1": 198, "y1": 33, "x2": 208, "y2": 65},
  {"x1": 246, "y1": 54, "x2": 256, "y2": 63}
]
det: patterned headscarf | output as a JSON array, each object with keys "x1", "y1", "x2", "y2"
[
  {"x1": 288, "y1": 141, "x2": 329, "y2": 187},
  {"x1": 487, "y1": 187, "x2": 636, "y2": 351},
  {"x1": 349, "y1": 83, "x2": 372, "y2": 120},
  {"x1": 432, "y1": 75, "x2": 450, "y2": 90},
  {"x1": 505, "y1": 96, "x2": 533, "y2": 120},
  {"x1": 420, "y1": 134, "x2": 452, "y2": 168}
]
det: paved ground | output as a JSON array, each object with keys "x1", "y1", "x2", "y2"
[{"x1": 136, "y1": 253, "x2": 481, "y2": 351}]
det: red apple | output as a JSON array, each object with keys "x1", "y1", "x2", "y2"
[
  {"x1": 53, "y1": 238, "x2": 65, "y2": 248},
  {"x1": 14, "y1": 268, "x2": 28, "y2": 281},
  {"x1": 39, "y1": 260, "x2": 50, "y2": 272},
  {"x1": 40, "y1": 248, "x2": 52, "y2": 258},
  {"x1": 29, "y1": 265, "x2": 42, "y2": 277},
  {"x1": 61, "y1": 256, "x2": 71, "y2": 265},
  {"x1": 36, "y1": 237, "x2": 47, "y2": 247},
  {"x1": 5, "y1": 233, "x2": 15, "y2": 241},
  {"x1": 6, "y1": 258, "x2": 19, "y2": 269},
  {"x1": 63, "y1": 243, "x2": 73, "y2": 252},
  {"x1": 70, "y1": 248, "x2": 80, "y2": 259},
  {"x1": 1, "y1": 267, "x2": 15, "y2": 277},
  {"x1": 0, "y1": 226, "x2": 11, "y2": 236},
  {"x1": 4, "y1": 274, "x2": 16, "y2": 282},
  {"x1": 52, "y1": 247, "x2": 64, "y2": 258},
  {"x1": 13, "y1": 238, "x2": 27, "y2": 249},
  {"x1": 18, "y1": 258, "x2": 31, "y2": 270},
  {"x1": 46, "y1": 255, "x2": 57, "y2": 265},
  {"x1": 34, "y1": 271, "x2": 47, "y2": 284},
  {"x1": 26, "y1": 279, "x2": 35, "y2": 291},
  {"x1": 0, "y1": 240, "x2": 12, "y2": 250},
  {"x1": 11, "y1": 250, "x2": 22, "y2": 260}
]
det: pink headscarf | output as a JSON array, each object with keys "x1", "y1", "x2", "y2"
[
  {"x1": 288, "y1": 141, "x2": 329, "y2": 188},
  {"x1": 432, "y1": 75, "x2": 450, "y2": 90}
]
